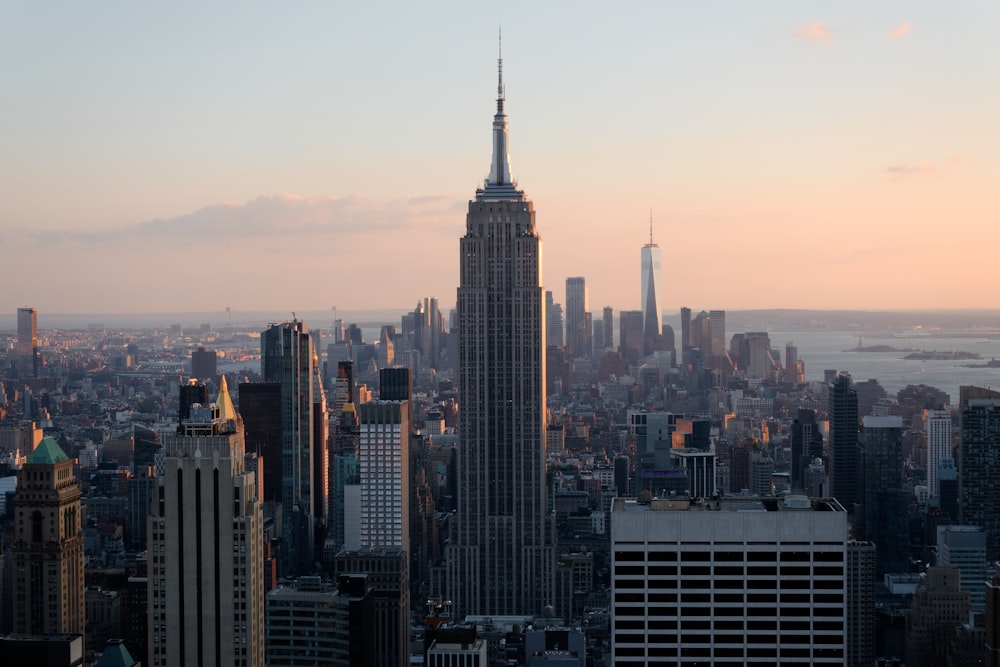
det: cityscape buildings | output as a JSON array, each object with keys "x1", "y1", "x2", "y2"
[
  {"x1": 11, "y1": 436, "x2": 84, "y2": 636},
  {"x1": 16, "y1": 307, "x2": 37, "y2": 380},
  {"x1": 261, "y1": 320, "x2": 323, "y2": 575},
  {"x1": 959, "y1": 385, "x2": 1000, "y2": 561},
  {"x1": 148, "y1": 379, "x2": 265, "y2": 667},
  {"x1": 565, "y1": 277, "x2": 589, "y2": 359},
  {"x1": 445, "y1": 50, "x2": 555, "y2": 618},
  {"x1": 611, "y1": 495, "x2": 849, "y2": 664},
  {"x1": 829, "y1": 373, "x2": 860, "y2": 512},
  {"x1": 640, "y1": 218, "x2": 662, "y2": 348}
]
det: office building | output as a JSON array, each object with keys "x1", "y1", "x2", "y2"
[
  {"x1": 565, "y1": 277, "x2": 589, "y2": 358},
  {"x1": 611, "y1": 495, "x2": 848, "y2": 664},
  {"x1": 937, "y1": 525, "x2": 988, "y2": 613},
  {"x1": 601, "y1": 306, "x2": 614, "y2": 352},
  {"x1": 446, "y1": 49, "x2": 555, "y2": 619},
  {"x1": 846, "y1": 541, "x2": 876, "y2": 667},
  {"x1": 11, "y1": 436, "x2": 85, "y2": 636},
  {"x1": 959, "y1": 386, "x2": 1000, "y2": 561},
  {"x1": 926, "y1": 409, "x2": 952, "y2": 502},
  {"x1": 904, "y1": 567, "x2": 971, "y2": 667},
  {"x1": 16, "y1": 306, "x2": 38, "y2": 380},
  {"x1": 239, "y1": 382, "x2": 283, "y2": 504},
  {"x1": 148, "y1": 379, "x2": 265, "y2": 667},
  {"x1": 829, "y1": 373, "x2": 860, "y2": 512},
  {"x1": 265, "y1": 575, "x2": 374, "y2": 667},
  {"x1": 641, "y1": 218, "x2": 663, "y2": 351},
  {"x1": 261, "y1": 320, "x2": 320, "y2": 575},
  {"x1": 191, "y1": 346, "x2": 217, "y2": 380},
  {"x1": 358, "y1": 391, "x2": 409, "y2": 550},
  {"x1": 680, "y1": 307, "x2": 691, "y2": 368},
  {"x1": 708, "y1": 309, "x2": 726, "y2": 361},
  {"x1": 618, "y1": 310, "x2": 644, "y2": 364},
  {"x1": 545, "y1": 291, "x2": 564, "y2": 349},
  {"x1": 790, "y1": 408, "x2": 823, "y2": 491},
  {"x1": 333, "y1": 550, "x2": 408, "y2": 667},
  {"x1": 860, "y1": 415, "x2": 908, "y2": 577}
]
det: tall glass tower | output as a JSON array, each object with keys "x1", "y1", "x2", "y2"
[
  {"x1": 446, "y1": 45, "x2": 555, "y2": 617},
  {"x1": 640, "y1": 217, "x2": 662, "y2": 346}
]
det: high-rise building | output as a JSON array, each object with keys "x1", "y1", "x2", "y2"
[
  {"x1": 790, "y1": 408, "x2": 824, "y2": 491},
  {"x1": 927, "y1": 409, "x2": 952, "y2": 502},
  {"x1": 446, "y1": 48, "x2": 555, "y2": 618},
  {"x1": 358, "y1": 385, "x2": 409, "y2": 551},
  {"x1": 860, "y1": 415, "x2": 908, "y2": 576},
  {"x1": 545, "y1": 291, "x2": 564, "y2": 349},
  {"x1": 680, "y1": 306, "x2": 692, "y2": 368},
  {"x1": 904, "y1": 567, "x2": 971, "y2": 667},
  {"x1": 611, "y1": 495, "x2": 848, "y2": 664},
  {"x1": 618, "y1": 310, "x2": 644, "y2": 364},
  {"x1": 239, "y1": 382, "x2": 283, "y2": 504},
  {"x1": 601, "y1": 306, "x2": 614, "y2": 352},
  {"x1": 148, "y1": 379, "x2": 265, "y2": 667},
  {"x1": 16, "y1": 307, "x2": 38, "y2": 380},
  {"x1": 265, "y1": 575, "x2": 374, "y2": 667},
  {"x1": 565, "y1": 277, "x2": 589, "y2": 358},
  {"x1": 11, "y1": 436, "x2": 85, "y2": 636},
  {"x1": 959, "y1": 385, "x2": 1000, "y2": 562},
  {"x1": 937, "y1": 525, "x2": 988, "y2": 612},
  {"x1": 261, "y1": 320, "x2": 320, "y2": 575},
  {"x1": 829, "y1": 373, "x2": 860, "y2": 513},
  {"x1": 191, "y1": 346, "x2": 217, "y2": 380},
  {"x1": 640, "y1": 217, "x2": 663, "y2": 349},
  {"x1": 708, "y1": 309, "x2": 726, "y2": 361},
  {"x1": 847, "y1": 541, "x2": 876, "y2": 667}
]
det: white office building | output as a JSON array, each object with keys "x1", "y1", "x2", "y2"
[{"x1": 611, "y1": 495, "x2": 848, "y2": 665}]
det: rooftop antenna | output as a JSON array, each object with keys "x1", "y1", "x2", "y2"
[
  {"x1": 649, "y1": 209, "x2": 654, "y2": 245},
  {"x1": 497, "y1": 25, "x2": 505, "y2": 106}
]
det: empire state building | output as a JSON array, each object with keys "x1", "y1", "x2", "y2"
[{"x1": 445, "y1": 48, "x2": 555, "y2": 618}]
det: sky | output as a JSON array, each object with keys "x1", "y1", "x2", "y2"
[{"x1": 2, "y1": 2, "x2": 998, "y2": 318}]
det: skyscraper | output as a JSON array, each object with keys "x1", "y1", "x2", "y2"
[
  {"x1": 11, "y1": 436, "x2": 85, "y2": 636},
  {"x1": 261, "y1": 320, "x2": 320, "y2": 575},
  {"x1": 959, "y1": 385, "x2": 1000, "y2": 561},
  {"x1": 860, "y1": 415, "x2": 908, "y2": 576},
  {"x1": 640, "y1": 216, "x2": 662, "y2": 348},
  {"x1": 829, "y1": 373, "x2": 860, "y2": 512},
  {"x1": 16, "y1": 306, "x2": 38, "y2": 380},
  {"x1": 565, "y1": 277, "x2": 589, "y2": 358},
  {"x1": 148, "y1": 379, "x2": 265, "y2": 667},
  {"x1": 611, "y1": 496, "x2": 848, "y2": 664},
  {"x1": 545, "y1": 291, "x2": 564, "y2": 349},
  {"x1": 446, "y1": 46, "x2": 555, "y2": 618},
  {"x1": 926, "y1": 408, "x2": 952, "y2": 502}
]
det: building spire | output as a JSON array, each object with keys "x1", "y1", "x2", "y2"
[
  {"x1": 649, "y1": 209, "x2": 654, "y2": 245},
  {"x1": 497, "y1": 25, "x2": 504, "y2": 113},
  {"x1": 480, "y1": 27, "x2": 519, "y2": 197}
]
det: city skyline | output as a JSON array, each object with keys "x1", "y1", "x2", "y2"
[{"x1": 3, "y1": 3, "x2": 998, "y2": 314}]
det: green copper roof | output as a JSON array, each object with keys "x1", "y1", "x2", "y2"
[
  {"x1": 94, "y1": 639, "x2": 137, "y2": 667},
  {"x1": 27, "y1": 436, "x2": 69, "y2": 464}
]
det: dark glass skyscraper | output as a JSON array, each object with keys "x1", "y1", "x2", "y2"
[
  {"x1": 959, "y1": 385, "x2": 1000, "y2": 561},
  {"x1": 445, "y1": 48, "x2": 555, "y2": 617},
  {"x1": 829, "y1": 373, "x2": 860, "y2": 512}
]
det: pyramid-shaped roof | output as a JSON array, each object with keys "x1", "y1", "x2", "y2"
[
  {"x1": 27, "y1": 436, "x2": 69, "y2": 465},
  {"x1": 94, "y1": 639, "x2": 137, "y2": 667},
  {"x1": 216, "y1": 374, "x2": 236, "y2": 422}
]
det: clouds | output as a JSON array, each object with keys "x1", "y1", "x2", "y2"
[
  {"x1": 21, "y1": 193, "x2": 464, "y2": 246},
  {"x1": 887, "y1": 22, "x2": 913, "y2": 39},
  {"x1": 794, "y1": 19, "x2": 914, "y2": 44},
  {"x1": 1, "y1": 193, "x2": 466, "y2": 312},
  {"x1": 795, "y1": 20, "x2": 834, "y2": 44},
  {"x1": 885, "y1": 155, "x2": 970, "y2": 178}
]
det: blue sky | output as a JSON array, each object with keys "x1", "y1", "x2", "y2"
[{"x1": 2, "y1": 2, "x2": 998, "y2": 314}]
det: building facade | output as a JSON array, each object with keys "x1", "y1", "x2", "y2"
[
  {"x1": 148, "y1": 379, "x2": 264, "y2": 667},
  {"x1": 261, "y1": 320, "x2": 321, "y2": 575},
  {"x1": 11, "y1": 436, "x2": 85, "y2": 636},
  {"x1": 16, "y1": 306, "x2": 38, "y2": 380},
  {"x1": 445, "y1": 50, "x2": 555, "y2": 618},
  {"x1": 959, "y1": 386, "x2": 1000, "y2": 561},
  {"x1": 565, "y1": 277, "x2": 589, "y2": 359},
  {"x1": 829, "y1": 373, "x2": 860, "y2": 512},
  {"x1": 611, "y1": 496, "x2": 848, "y2": 665}
]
